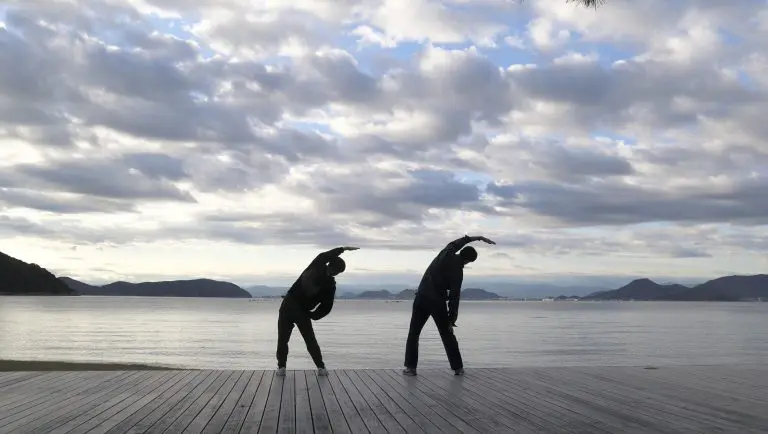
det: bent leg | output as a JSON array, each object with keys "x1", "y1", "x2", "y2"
[
  {"x1": 276, "y1": 306, "x2": 294, "y2": 368},
  {"x1": 404, "y1": 300, "x2": 431, "y2": 369},
  {"x1": 431, "y1": 307, "x2": 464, "y2": 370},
  {"x1": 295, "y1": 314, "x2": 325, "y2": 369}
]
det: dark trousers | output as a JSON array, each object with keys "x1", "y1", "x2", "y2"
[
  {"x1": 276, "y1": 296, "x2": 325, "y2": 369},
  {"x1": 404, "y1": 295, "x2": 463, "y2": 370}
]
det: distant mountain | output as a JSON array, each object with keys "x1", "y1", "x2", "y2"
[
  {"x1": 583, "y1": 278, "x2": 689, "y2": 301},
  {"x1": 61, "y1": 278, "x2": 251, "y2": 298},
  {"x1": 0, "y1": 251, "x2": 74, "y2": 295},
  {"x1": 245, "y1": 285, "x2": 287, "y2": 297},
  {"x1": 342, "y1": 288, "x2": 501, "y2": 300},
  {"x1": 59, "y1": 277, "x2": 96, "y2": 293},
  {"x1": 470, "y1": 282, "x2": 607, "y2": 299},
  {"x1": 658, "y1": 274, "x2": 768, "y2": 301},
  {"x1": 462, "y1": 288, "x2": 502, "y2": 300},
  {"x1": 583, "y1": 275, "x2": 768, "y2": 301},
  {"x1": 358, "y1": 290, "x2": 393, "y2": 299},
  {"x1": 241, "y1": 282, "x2": 608, "y2": 298}
]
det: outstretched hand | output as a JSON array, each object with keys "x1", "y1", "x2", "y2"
[{"x1": 474, "y1": 236, "x2": 496, "y2": 245}]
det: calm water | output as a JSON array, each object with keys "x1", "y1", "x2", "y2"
[{"x1": 1, "y1": 297, "x2": 766, "y2": 370}]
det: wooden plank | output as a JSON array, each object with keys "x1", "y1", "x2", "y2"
[
  {"x1": 0, "y1": 371, "x2": 129, "y2": 431},
  {"x1": 86, "y1": 370, "x2": 199, "y2": 434},
  {"x1": 1, "y1": 366, "x2": 765, "y2": 434},
  {"x1": 353, "y1": 370, "x2": 430, "y2": 434},
  {"x1": 338, "y1": 370, "x2": 399, "y2": 434},
  {"x1": 0, "y1": 372, "x2": 85, "y2": 411},
  {"x1": 380, "y1": 369, "x2": 482, "y2": 434},
  {"x1": 219, "y1": 371, "x2": 266, "y2": 434},
  {"x1": 541, "y1": 367, "x2": 743, "y2": 431},
  {"x1": 295, "y1": 371, "x2": 313, "y2": 434},
  {"x1": 326, "y1": 369, "x2": 369, "y2": 434},
  {"x1": 346, "y1": 370, "x2": 417, "y2": 434},
  {"x1": 0, "y1": 372, "x2": 45, "y2": 390},
  {"x1": 0, "y1": 372, "x2": 94, "y2": 422},
  {"x1": 453, "y1": 369, "x2": 565, "y2": 433},
  {"x1": 625, "y1": 366, "x2": 768, "y2": 404},
  {"x1": 494, "y1": 368, "x2": 637, "y2": 433},
  {"x1": 142, "y1": 370, "x2": 225, "y2": 433},
  {"x1": 102, "y1": 370, "x2": 205, "y2": 434},
  {"x1": 258, "y1": 370, "x2": 285, "y2": 434},
  {"x1": 383, "y1": 369, "x2": 505, "y2": 433},
  {"x1": 0, "y1": 372, "x2": 48, "y2": 394},
  {"x1": 278, "y1": 370, "x2": 296, "y2": 434},
  {"x1": 446, "y1": 369, "x2": 565, "y2": 433},
  {"x1": 239, "y1": 371, "x2": 274, "y2": 433},
  {"x1": 383, "y1": 370, "x2": 502, "y2": 433},
  {"x1": 558, "y1": 367, "x2": 768, "y2": 432},
  {"x1": 592, "y1": 366, "x2": 768, "y2": 431},
  {"x1": 163, "y1": 370, "x2": 236, "y2": 433},
  {"x1": 0, "y1": 371, "x2": 142, "y2": 433},
  {"x1": 0, "y1": 372, "x2": 43, "y2": 388},
  {"x1": 365, "y1": 369, "x2": 459, "y2": 434},
  {"x1": 24, "y1": 371, "x2": 160, "y2": 434},
  {"x1": 46, "y1": 371, "x2": 181, "y2": 434},
  {"x1": 684, "y1": 368, "x2": 768, "y2": 400},
  {"x1": 418, "y1": 370, "x2": 538, "y2": 434},
  {"x1": 493, "y1": 368, "x2": 727, "y2": 434},
  {"x1": 201, "y1": 370, "x2": 254, "y2": 434},
  {"x1": 704, "y1": 365, "x2": 768, "y2": 389},
  {"x1": 316, "y1": 371, "x2": 352, "y2": 434},
  {"x1": 477, "y1": 368, "x2": 630, "y2": 433},
  {"x1": 305, "y1": 371, "x2": 333, "y2": 434},
  {"x1": 122, "y1": 370, "x2": 217, "y2": 434}
]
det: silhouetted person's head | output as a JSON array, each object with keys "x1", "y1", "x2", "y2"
[
  {"x1": 327, "y1": 256, "x2": 346, "y2": 276},
  {"x1": 459, "y1": 246, "x2": 477, "y2": 265}
]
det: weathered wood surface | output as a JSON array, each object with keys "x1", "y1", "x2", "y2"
[{"x1": 1, "y1": 365, "x2": 766, "y2": 433}]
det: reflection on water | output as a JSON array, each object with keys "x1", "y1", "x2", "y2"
[{"x1": 1, "y1": 297, "x2": 766, "y2": 369}]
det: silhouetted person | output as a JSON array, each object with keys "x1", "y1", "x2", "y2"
[
  {"x1": 403, "y1": 235, "x2": 495, "y2": 376},
  {"x1": 276, "y1": 246, "x2": 358, "y2": 377}
]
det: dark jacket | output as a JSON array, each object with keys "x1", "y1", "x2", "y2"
[
  {"x1": 285, "y1": 247, "x2": 343, "y2": 320},
  {"x1": 415, "y1": 236, "x2": 468, "y2": 324}
]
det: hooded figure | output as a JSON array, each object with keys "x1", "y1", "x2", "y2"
[
  {"x1": 275, "y1": 246, "x2": 358, "y2": 377},
  {"x1": 403, "y1": 235, "x2": 495, "y2": 376}
]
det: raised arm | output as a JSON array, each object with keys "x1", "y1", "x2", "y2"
[
  {"x1": 310, "y1": 246, "x2": 359, "y2": 267},
  {"x1": 444, "y1": 235, "x2": 496, "y2": 254}
]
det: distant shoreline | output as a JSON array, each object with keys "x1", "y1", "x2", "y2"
[{"x1": 0, "y1": 359, "x2": 183, "y2": 371}]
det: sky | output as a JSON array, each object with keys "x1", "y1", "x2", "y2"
[{"x1": 1, "y1": 0, "x2": 767, "y2": 287}]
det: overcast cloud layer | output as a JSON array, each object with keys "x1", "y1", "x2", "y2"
[{"x1": 1, "y1": 0, "x2": 767, "y2": 285}]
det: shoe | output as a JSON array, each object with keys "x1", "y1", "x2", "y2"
[
  {"x1": 275, "y1": 367, "x2": 286, "y2": 376},
  {"x1": 402, "y1": 367, "x2": 417, "y2": 376},
  {"x1": 317, "y1": 368, "x2": 328, "y2": 376},
  {"x1": 454, "y1": 368, "x2": 465, "y2": 376}
]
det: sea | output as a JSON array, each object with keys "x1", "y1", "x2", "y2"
[{"x1": 1, "y1": 297, "x2": 766, "y2": 370}]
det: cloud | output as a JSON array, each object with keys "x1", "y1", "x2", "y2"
[
  {"x1": 1, "y1": 0, "x2": 767, "y2": 282},
  {"x1": 0, "y1": 189, "x2": 135, "y2": 214},
  {"x1": 0, "y1": 157, "x2": 195, "y2": 201},
  {"x1": 487, "y1": 175, "x2": 768, "y2": 226}
]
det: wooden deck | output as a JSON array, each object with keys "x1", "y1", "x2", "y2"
[{"x1": 0, "y1": 365, "x2": 766, "y2": 433}]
